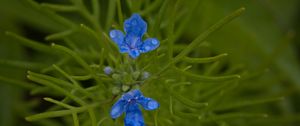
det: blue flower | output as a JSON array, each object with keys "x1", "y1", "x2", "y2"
[
  {"x1": 110, "y1": 90, "x2": 159, "y2": 126},
  {"x1": 109, "y1": 14, "x2": 160, "y2": 59}
]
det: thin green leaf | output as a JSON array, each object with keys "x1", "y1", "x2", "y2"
[
  {"x1": 71, "y1": 75, "x2": 92, "y2": 81},
  {"x1": 27, "y1": 72, "x2": 86, "y2": 105},
  {"x1": 149, "y1": 7, "x2": 245, "y2": 80},
  {"x1": 0, "y1": 75, "x2": 36, "y2": 89},
  {"x1": 72, "y1": 113, "x2": 79, "y2": 126},
  {"x1": 204, "y1": 61, "x2": 221, "y2": 76},
  {"x1": 199, "y1": 113, "x2": 268, "y2": 122},
  {"x1": 197, "y1": 83, "x2": 229, "y2": 101},
  {"x1": 154, "y1": 109, "x2": 159, "y2": 126},
  {"x1": 173, "y1": 7, "x2": 245, "y2": 64},
  {"x1": 41, "y1": 3, "x2": 78, "y2": 12},
  {"x1": 52, "y1": 64, "x2": 80, "y2": 87},
  {"x1": 151, "y1": 0, "x2": 171, "y2": 36},
  {"x1": 43, "y1": 97, "x2": 74, "y2": 109},
  {"x1": 51, "y1": 44, "x2": 104, "y2": 86},
  {"x1": 29, "y1": 71, "x2": 93, "y2": 98},
  {"x1": 214, "y1": 97, "x2": 284, "y2": 111},
  {"x1": 25, "y1": 103, "x2": 99, "y2": 121},
  {"x1": 41, "y1": 56, "x2": 71, "y2": 73},
  {"x1": 168, "y1": 82, "x2": 208, "y2": 109},
  {"x1": 79, "y1": 24, "x2": 109, "y2": 49},
  {"x1": 46, "y1": 30, "x2": 75, "y2": 40},
  {"x1": 140, "y1": 0, "x2": 163, "y2": 16},
  {"x1": 105, "y1": 0, "x2": 117, "y2": 30},
  {"x1": 173, "y1": 66, "x2": 240, "y2": 82},
  {"x1": 23, "y1": 0, "x2": 76, "y2": 28},
  {"x1": 28, "y1": 71, "x2": 73, "y2": 88},
  {"x1": 5, "y1": 32, "x2": 55, "y2": 55},
  {"x1": 87, "y1": 108, "x2": 97, "y2": 126},
  {"x1": 0, "y1": 59, "x2": 46, "y2": 70},
  {"x1": 116, "y1": 0, "x2": 123, "y2": 27},
  {"x1": 51, "y1": 44, "x2": 92, "y2": 73},
  {"x1": 97, "y1": 117, "x2": 109, "y2": 126},
  {"x1": 183, "y1": 53, "x2": 228, "y2": 64},
  {"x1": 92, "y1": 0, "x2": 100, "y2": 22}
]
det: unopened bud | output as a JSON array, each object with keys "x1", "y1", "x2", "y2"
[{"x1": 104, "y1": 66, "x2": 113, "y2": 75}]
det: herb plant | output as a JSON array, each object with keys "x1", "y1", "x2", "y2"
[{"x1": 1, "y1": 0, "x2": 300, "y2": 126}]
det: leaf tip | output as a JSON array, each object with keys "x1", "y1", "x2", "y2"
[
  {"x1": 51, "y1": 43, "x2": 56, "y2": 47},
  {"x1": 279, "y1": 97, "x2": 285, "y2": 101},
  {"x1": 25, "y1": 116, "x2": 32, "y2": 122},
  {"x1": 240, "y1": 7, "x2": 246, "y2": 11},
  {"x1": 45, "y1": 36, "x2": 51, "y2": 41},
  {"x1": 43, "y1": 97, "x2": 50, "y2": 101},
  {"x1": 4, "y1": 31, "x2": 11, "y2": 35},
  {"x1": 80, "y1": 24, "x2": 85, "y2": 27},
  {"x1": 204, "y1": 103, "x2": 208, "y2": 106}
]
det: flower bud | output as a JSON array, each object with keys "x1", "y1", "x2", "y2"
[
  {"x1": 142, "y1": 72, "x2": 150, "y2": 80},
  {"x1": 104, "y1": 66, "x2": 113, "y2": 75},
  {"x1": 112, "y1": 86, "x2": 121, "y2": 95}
]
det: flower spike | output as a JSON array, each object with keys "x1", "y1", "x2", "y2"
[{"x1": 109, "y1": 13, "x2": 160, "y2": 58}]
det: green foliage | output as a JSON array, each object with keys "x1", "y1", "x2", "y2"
[{"x1": 1, "y1": 0, "x2": 300, "y2": 126}]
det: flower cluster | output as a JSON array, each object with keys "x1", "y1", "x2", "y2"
[
  {"x1": 108, "y1": 13, "x2": 160, "y2": 126},
  {"x1": 103, "y1": 66, "x2": 150, "y2": 94},
  {"x1": 109, "y1": 14, "x2": 160, "y2": 58},
  {"x1": 110, "y1": 90, "x2": 159, "y2": 126}
]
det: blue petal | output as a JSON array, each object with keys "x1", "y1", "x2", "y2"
[
  {"x1": 137, "y1": 96, "x2": 159, "y2": 110},
  {"x1": 130, "y1": 89, "x2": 142, "y2": 98},
  {"x1": 124, "y1": 14, "x2": 147, "y2": 37},
  {"x1": 122, "y1": 89, "x2": 142, "y2": 101},
  {"x1": 125, "y1": 104, "x2": 144, "y2": 126},
  {"x1": 110, "y1": 99, "x2": 127, "y2": 119},
  {"x1": 124, "y1": 34, "x2": 143, "y2": 49},
  {"x1": 139, "y1": 38, "x2": 160, "y2": 53},
  {"x1": 109, "y1": 30, "x2": 125, "y2": 46},
  {"x1": 110, "y1": 30, "x2": 130, "y2": 53},
  {"x1": 129, "y1": 49, "x2": 140, "y2": 59},
  {"x1": 119, "y1": 45, "x2": 130, "y2": 53}
]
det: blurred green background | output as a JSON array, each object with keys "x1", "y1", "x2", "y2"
[{"x1": 1, "y1": 0, "x2": 300, "y2": 126}]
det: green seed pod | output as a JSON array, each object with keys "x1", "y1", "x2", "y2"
[
  {"x1": 112, "y1": 86, "x2": 121, "y2": 95},
  {"x1": 132, "y1": 71, "x2": 141, "y2": 80},
  {"x1": 112, "y1": 74, "x2": 121, "y2": 80},
  {"x1": 122, "y1": 85, "x2": 130, "y2": 92},
  {"x1": 123, "y1": 72, "x2": 134, "y2": 84}
]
